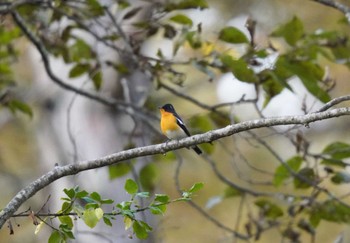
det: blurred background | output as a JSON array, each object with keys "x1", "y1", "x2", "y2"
[{"x1": 1, "y1": 0, "x2": 350, "y2": 242}]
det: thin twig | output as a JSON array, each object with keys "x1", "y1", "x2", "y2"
[
  {"x1": 313, "y1": 0, "x2": 350, "y2": 17},
  {"x1": 11, "y1": 11, "x2": 117, "y2": 107},
  {"x1": 251, "y1": 132, "x2": 350, "y2": 211},
  {"x1": 173, "y1": 153, "x2": 250, "y2": 240},
  {"x1": 317, "y1": 95, "x2": 350, "y2": 112}
]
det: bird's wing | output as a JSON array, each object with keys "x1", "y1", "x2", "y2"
[{"x1": 174, "y1": 113, "x2": 191, "y2": 136}]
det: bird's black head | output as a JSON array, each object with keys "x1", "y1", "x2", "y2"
[{"x1": 161, "y1": 104, "x2": 176, "y2": 113}]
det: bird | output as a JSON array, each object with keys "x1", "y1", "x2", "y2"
[{"x1": 159, "y1": 104, "x2": 202, "y2": 155}]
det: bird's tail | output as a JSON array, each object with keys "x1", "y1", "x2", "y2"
[{"x1": 192, "y1": 145, "x2": 202, "y2": 155}]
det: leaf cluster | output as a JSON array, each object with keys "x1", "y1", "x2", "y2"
[{"x1": 44, "y1": 181, "x2": 203, "y2": 241}]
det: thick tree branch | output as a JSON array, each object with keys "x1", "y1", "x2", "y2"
[{"x1": 1, "y1": 107, "x2": 350, "y2": 228}]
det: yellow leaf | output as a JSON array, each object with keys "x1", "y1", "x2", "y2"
[
  {"x1": 34, "y1": 218, "x2": 46, "y2": 235},
  {"x1": 95, "y1": 208, "x2": 104, "y2": 220},
  {"x1": 124, "y1": 216, "x2": 133, "y2": 230},
  {"x1": 201, "y1": 41, "x2": 215, "y2": 56}
]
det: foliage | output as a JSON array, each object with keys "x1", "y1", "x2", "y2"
[
  {"x1": 42, "y1": 181, "x2": 203, "y2": 242},
  {"x1": 2, "y1": 0, "x2": 350, "y2": 242},
  {"x1": 3, "y1": 2, "x2": 344, "y2": 117}
]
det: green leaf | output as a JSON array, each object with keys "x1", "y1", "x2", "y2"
[
  {"x1": 189, "y1": 182, "x2": 204, "y2": 193},
  {"x1": 271, "y1": 16, "x2": 304, "y2": 46},
  {"x1": 309, "y1": 210, "x2": 321, "y2": 228},
  {"x1": 101, "y1": 198, "x2": 114, "y2": 204},
  {"x1": 60, "y1": 201, "x2": 72, "y2": 213},
  {"x1": 220, "y1": 55, "x2": 258, "y2": 83},
  {"x1": 63, "y1": 188, "x2": 75, "y2": 199},
  {"x1": 59, "y1": 223, "x2": 75, "y2": 239},
  {"x1": 218, "y1": 26, "x2": 249, "y2": 44},
  {"x1": 321, "y1": 158, "x2": 348, "y2": 168},
  {"x1": 321, "y1": 142, "x2": 350, "y2": 168},
  {"x1": 186, "y1": 31, "x2": 202, "y2": 49},
  {"x1": 151, "y1": 194, "x2": 169, "y2": 214},
  {"x1": 69, "y1": 39, "x2": 93, "y2": 62},
  {"x1": 260, "y1": 70, "x2": 287, "y2": 107},
  {"x1": 165, "y1": 0, "x2": 208, "y2": 10},
  {"x1": 108, "y1": 162, "x2": 131, "y2": 180},
  {"x1": 331, "y1": 46, "x2": 350, "y2": 64},
  {"x1": 273, "y1": 56, "x2": 294, "y2": 83},
  {"x1": 273, "y1": 156, "x2": 303, "y2": 187},
  {"x1": 117, "y1": 201, "x2": 132, "y2": 211},
  {"x1": 90, "y1": 192, "x2": 101, "y2": 202},
  {"x1": 86, "y1": 0, "x2": 104, "y2": 16},
  {"x1": 69, "y1": 63, "x2": 90, "y2": 78},
  {"x1": 154, "y1": 194, "x2": 170, "y2": 203},
  {"x1": 48, "y1": 231, "x2": 64, "y2": 243},
  {"x1": 125, "y1": 178, "x2": 138, "y2": 194},
  {"x1": 0, "y1": 26, "x2": 21, "y2": 45},
  {"x1": 293, "y1": 167, "x2": 315, "y2": 189},
  {"x1": 255, "y1": 199, "x2": 284, "y2": 219},
  {"x1": 169, "y1": 14, "x2": 193, "y2": 26},
  {"x1": 311, "y1": 199, "x2": 350, "y2": 224},
  {"x1": 58, "y1": 216, "x2": 73, "y2": 228},
  {"x1": 139, "y1": 163, "x2": 159, "y2": 191},
  {"x1": 278, "y1": 58, "x2": 330, "y2": 102},
  {"x1": 0, "y1": 62, "x2": 12, "y2": 75},
  {"x1": 117, "y1": 0, "x2": 130, "y2": 9},
  {"x1": 8, "y1": 100, "x2": 33, "y2": 118},
  {"x1": 150, "y1": 204, "x2": 167, "y2": 215},
  {"x1": 133, "y1": 221, "x2": 148, "y2": 239},
  {"x1": 103, "y1": 215, "x2": 113, "y2": 227},
  {"x1": 90, "y1": 70, "x2": 102, "y2": 90},
  {"x1": 322, "y1": 142, "x2": 350, "y2": 159},
  {"x1": 75, "y1": 189, "x2": 89, "y2": 199},
  {"x1": 331, "y1": 171, "x2": 350, "y2": 184}
]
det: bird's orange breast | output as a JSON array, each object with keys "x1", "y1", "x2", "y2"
[{"x1": 160, "y1": 109, "x2": 178, "y2": 134}]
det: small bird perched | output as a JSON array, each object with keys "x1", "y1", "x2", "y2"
[{"x1": 159, "y1": 104, "x2": 202, "y2": 155}]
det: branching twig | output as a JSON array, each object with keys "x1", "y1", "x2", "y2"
[
  {"x1": 173, "y1": 153, "x2": 249, "y2": 240},
  {"x1": 251, "y1": 132, "x2": 350, "y2": 213},
  {"x1": 11, "y1": 8, "x2": 161, "y2": 137},
  {"x1": 11, "y1": 11, "x2": 117, "y2": 107},
  {"x1": 317, "y1": 95, "x2": 350, "y2": 112},
  {"x1": 159, "y1": 82, "x2": 216, "y2": 112},
  {"x1": 10, "y1": 10, "x2": 158, "y2": 129}
]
